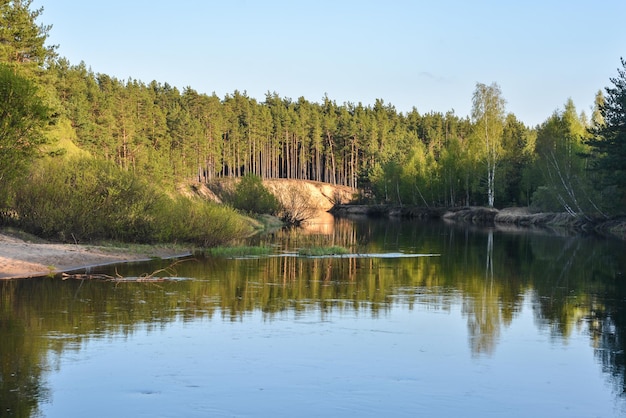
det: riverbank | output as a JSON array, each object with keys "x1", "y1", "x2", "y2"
[
  {"x1": 3, "y1": 205, "x2": 624, "y2": 280},
  {"x1": 0, "y1": 230, "x2": 193, "y2": 280},
  {"x1": 329, "y1": 204, "x2": 626, "y2": 240}
]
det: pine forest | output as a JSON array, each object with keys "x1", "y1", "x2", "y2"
[{"x1": 1, "y1": 1, "x2": 625, "y2": 244}]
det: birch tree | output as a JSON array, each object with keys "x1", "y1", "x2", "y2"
[
  {"x1": 532, "y1": 100, "x2": 595, "y2": 215},
  {"x1": 471, "y1": 82, "x2": 506, "y2": 207}
]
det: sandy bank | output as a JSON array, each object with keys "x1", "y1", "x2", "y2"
[{"x1": 0, "y1": 233, "x2": 192, "y2": 280}]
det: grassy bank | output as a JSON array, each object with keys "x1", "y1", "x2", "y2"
[
  {"x1": 2, "y1": 157, "x2": 255, "y2": 246},
  {"x1": 204, "y1": 245, "x2": 274, "y2": 258}
]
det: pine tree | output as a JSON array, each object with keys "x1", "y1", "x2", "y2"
[
  {"x1": 588, "y1": 58, "x2": 626, "y2": 211},
  {"x1": 0, "y1": 0, "x2": 57, "y2": 68}
]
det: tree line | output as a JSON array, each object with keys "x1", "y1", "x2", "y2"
[
  {"x1": 49, "y1": 59, "x2": 626, "y2": 213},
  {"x1": 1, "y1": 0, "x2": 625, "y2": 228}
]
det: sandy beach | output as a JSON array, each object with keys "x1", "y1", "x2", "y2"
[{"x1": 0, "y1": 233, "x2": 192, "y2": 279}]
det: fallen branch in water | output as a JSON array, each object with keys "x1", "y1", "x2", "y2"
[
  {"x1": 61, "y1": 258, "x2": 195, "y2": 282},
  {"x1": 136, "y1": 258, "x2": 194, "y2": 280},
  {"x1": 61, "y1": 272, "x2": 118, "y2": 281}
]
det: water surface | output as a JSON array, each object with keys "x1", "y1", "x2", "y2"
[{"x1": 2, "y1": 215, "x2": 626, "y2": 417}]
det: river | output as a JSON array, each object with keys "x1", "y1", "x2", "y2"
[{"x1": 2, "y1": 213, "x2": 626, "y2": 417}]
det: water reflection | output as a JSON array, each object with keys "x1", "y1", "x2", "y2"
[
  {"x1": 0, "y1": 289, "x2": 51, "y2": 418},
  {"x1": 1, "y1": 215, "x2": 626, "y2": 416}
]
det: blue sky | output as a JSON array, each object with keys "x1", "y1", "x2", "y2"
[{"x1": 42, "y1": 0, "x2": 625, "y2": 127}]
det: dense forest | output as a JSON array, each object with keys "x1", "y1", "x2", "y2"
[{"x1": 1, "y1": 1, "x2": 625, "y2": 243}]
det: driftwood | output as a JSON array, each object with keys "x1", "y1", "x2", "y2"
[{"x1": 61, "y1": 258, "x2": 195, "y2": 282}]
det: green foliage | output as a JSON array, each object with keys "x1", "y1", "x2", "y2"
[
  {"x1": 230, "y1": 174, "x2": 281, "y2": 215},
  {"x1": 3, "y1": 0, "x2": 626, "y2": 224},
  {"x1": 42, "y1": 117, "x2": 90, "y2": 158},
  {"x1": 497, "y1": 114, "x2": 536, "y2": 206},
  {"x1": 0, "y1": 63, "x2": 49, "y2": 205},
  {"x1": 529, "y1": 100, "x2": 601, "y2": 215},
  {"x1": 204, "y1": 245, "x2": 273, "y2": 258},
  {"x1": 11, "y1": 157, "x2": 160, "y2": 241},
  {"x1": 0, "y1": 0, "x2": 57, "y2": 68},
  {"x1": 529, "y1": 186, "x2": 563, "y2": 212},
  {"x1": 152, "y1": 195, "x2": 252, "y2": 247},
  {"x1": 471, "y1": 82, "x2": 506, "y2": 207},
  {"x1": 587, "y1": 58, "x2": 626, "y2": 213},
  {"x1": 8, "y1": 157, "x2": 251, "y2": 245},
  {"x1": 297, "y1": 246, "x2": 349, "y2": 256}
]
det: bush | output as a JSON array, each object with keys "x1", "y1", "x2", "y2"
[
  {"x1": 230, "y1": 174, "x2": 281, "y2": 215},
  {"x1": 12, "y1": 157, "x2": 156, "y2": 241},
  {"x1": 10, "y1": 156, "x2": 252, "y2": 245},
  {"x1": 152, "y1": 196, "x2": 252, "y2": 247},
  {"x1": 204, "y1": 245, "x2": 273, "y2": 258}
]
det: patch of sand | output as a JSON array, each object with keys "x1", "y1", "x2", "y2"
[{"x1": 0, "y1": 233, "x2": 192, "y2": 279}]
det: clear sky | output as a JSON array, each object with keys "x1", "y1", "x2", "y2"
[{"x1": 41, "y1": 0, "x2": 625, "y2": 127}]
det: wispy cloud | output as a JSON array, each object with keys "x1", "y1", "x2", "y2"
[{"x1": 418, "y1": 72, "x2": 450, "y2": 84}]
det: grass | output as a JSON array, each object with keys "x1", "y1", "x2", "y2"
[
  {"x1": 0, "y1": 227, "x2": 50, "y2": 243},
  {"x1": 297, "y1": 245, "x2": 350, "y2": 256},
  {"x1": 204, "y1": 245, "x2": 274, "y2": 258},
  {"x1": 90, "y1": 241, "x2": 193, "y2": 258}
]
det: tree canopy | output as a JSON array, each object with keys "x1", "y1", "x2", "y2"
[
  {"x1": 588, "y1": 57, "x2": 626, "y2": 208},
  {"x1": 0, "y1": 63, "x2": 49, "y2": 186},
  {"x1": 0, "y1": 0, "x2": 56, "y2": 68},
  {"x1": 1, "y1": 0, "x2": 626, "y2": 230},
  {"x1": 471, "y1": 82, "x2": 506, "y2": 207}
]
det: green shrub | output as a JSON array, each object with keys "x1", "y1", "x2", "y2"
[
  {"x1": 152, "y1": 196, "x2": 252, "y2": 247},
  {"x1": 12, "y1": 157, "x2": 159, "y2": 241},
  {"x1": 230, "y1": 174, "x2": 281, "y2": 215},
  {"x1": 11, "y1": 156, "x2": 252, "y2": 245},
  {"x1": 204, "y1": 245, "x2": 273, "y2": 257}
]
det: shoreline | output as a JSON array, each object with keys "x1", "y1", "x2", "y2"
[
  {"x1": 0, "y1": 232, "x2": 193, "y2": 280},
  {"x1": 330, "y1": 204, "x2": 626, "y2": 240},
  {"x1": 3, "y1": 205, "x2": 624, "y2": 280}
]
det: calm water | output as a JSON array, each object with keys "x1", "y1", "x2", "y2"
[{"x1": 2, "y1": 214, "x2": 626, "y2": 417}]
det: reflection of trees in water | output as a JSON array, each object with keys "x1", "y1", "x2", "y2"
[
  {"x1": 272, "y1": 218, "x2": 533, "y2": 357},
  {"x1": 251, "y1": 215, "x2": 364, "y2": 252},
  {"x1": 590, "y1": 308, "x2": 626, "y2": 398},
  {"x1": 496, "y1": 229, "x2": 626, "y2": 396},
  {"x1": 0, "y1": 252, "x2": 447, "y2": 415},
  {"x1": 529, "y1": 236, "x2": 590, "y2": 342},
  {"x1": 434, "y1": 224, "x2": 529, "y2": 356},
  {"x1": 264, "y1": 215, "x2": 626, "y2": 372},
  {"x1": 195, "y1": 255, "x2": 446, "y2": 319},
  {"x1": 1, "y1": 282, "x2": 51, "y2": 418},
  {"x1": 2, "y1": 218, "x2": 626, "y2": 412},
  {"x1": 416, "y1": 217, "x2": 626, "y2": 396},
  {"x1": 462, "y1": 229, "x2": 503, "y2": 356},
  {"x1": 259, "y1": 214, "x2": 626, "y2": 391},
  {"x1": 585, "y1": 274, "x2": 626, "y2": 399}
]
